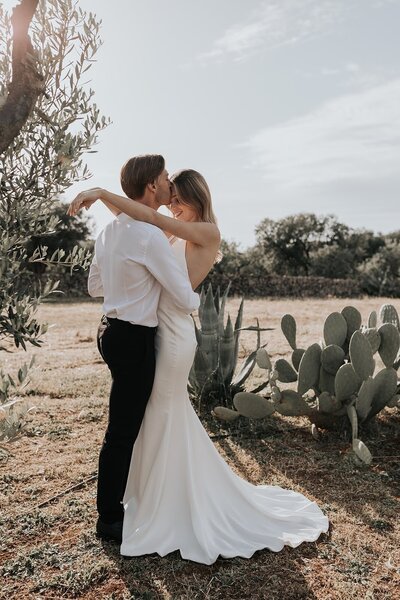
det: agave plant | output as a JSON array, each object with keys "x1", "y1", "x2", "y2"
[
  {"x1": 188, "y1": 283, "x2": 272, "y2": 412},
  {"x1": 214, "y1": 304, "x2": 400, "y2": 465}
]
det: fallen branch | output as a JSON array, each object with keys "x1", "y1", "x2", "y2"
[{"x1": 36, "y1": 472, "x2": 97, "y2": 509}]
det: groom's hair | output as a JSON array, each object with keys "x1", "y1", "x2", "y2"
[{"x1": 120, "y1": 154, "x2": 165, "y2": 199}]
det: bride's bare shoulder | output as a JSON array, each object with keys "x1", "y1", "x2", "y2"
[{"x1": 196, "y1": 222, "x2": 220, "y2": 244}]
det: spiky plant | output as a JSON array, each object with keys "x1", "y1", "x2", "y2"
[{"x1": 188, "y1": 283, "x2": 272, "y2": 412}]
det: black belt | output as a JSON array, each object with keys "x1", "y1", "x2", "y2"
[{"x1": 101, "y1": 315, "x2": 157, "y2": 331}]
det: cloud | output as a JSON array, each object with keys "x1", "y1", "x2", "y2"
[
  {"x1": 198, "y1": 0, "x2": 345, "y2": 64},
  {"x1": 321, "y1": 63, "x2": 361, "y2": 77},
  {"x1": 241, "y1": 78, "x2": 400, "y2": 191},
  {"x1": 198, "y1": 0, "x2": 399, "y2": 64}
]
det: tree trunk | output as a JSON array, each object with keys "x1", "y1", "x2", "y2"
[{"x1": 0, "y1": 0, "x2": 43, "y2": 155}]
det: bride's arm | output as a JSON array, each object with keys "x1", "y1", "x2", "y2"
[
  {"x1": 69, "y1": 188, "x2": 220, "y2": 247},
  {"x1": 102, "y1": 190, "x2": 220, "y2": 246},
  {"x1": 102, "y1": 198, "x2": 122, "y2": 217}
]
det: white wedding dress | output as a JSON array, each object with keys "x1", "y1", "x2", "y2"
[{"x1": 121, "y1": 238, "x2": 329, "y2": 565}]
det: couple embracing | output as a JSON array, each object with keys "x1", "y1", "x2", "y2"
[{"x1": 68, "y1": 155, "x2": 329, "y2": 566}]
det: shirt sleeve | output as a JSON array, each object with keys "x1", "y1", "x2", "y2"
[
  {"x1": 144, "y1": 231, "x2": 200, "y2": 314},
  {"x1": 87, "y1": 252, "x2": 104, "y2": 297}
]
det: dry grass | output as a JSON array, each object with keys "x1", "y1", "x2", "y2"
[{"x1": 0, "y1": 298, "x2": 399, "y2": 600}]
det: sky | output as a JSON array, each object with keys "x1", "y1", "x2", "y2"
[{"x1": 3, "y1": 0, "x2": 400, "y2": 248}]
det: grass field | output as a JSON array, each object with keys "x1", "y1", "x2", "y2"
[{"x1": 0, "y1": 298, "x2": 399, "y2": 599}]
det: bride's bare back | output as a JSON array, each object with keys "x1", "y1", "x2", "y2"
[{"x1": 170, "y1": 236, "x2": 220, "y2": 291}]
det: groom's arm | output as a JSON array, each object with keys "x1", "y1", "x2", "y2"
[
  {"x1": 88, "y1": 253, "x2": 104, "y2": 297},
  {"x1": 144, "y1": 231, "x2": 199, "y2": 314}
]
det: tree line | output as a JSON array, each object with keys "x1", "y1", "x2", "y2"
[
  {"x1": 33, "y1": 210, "x2": 399, "y2": 299},
  {"x1": 205, "y1": 214, "x2": 400, "y2": 297}
]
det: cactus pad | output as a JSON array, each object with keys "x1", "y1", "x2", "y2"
[
  {"x1": 319, "y1": 366, "x2": 336, "y2": 395},
  {"x1": 233, "y1": 392, "x2": 276, "y2": 419},
  {"x1": 275, "y1": 359, "x2": 298, "y2": 383},
  {"x1": 321, "y1": 344, "x2": 345, "y2": 375},
  {"x1": 346, "y1": 405, "x2": 358, "y2": 440},
  {"x1": 387, "y1": 394, "x2": 400, "y2": 408},
  {"x1": 274, "y1": 390, "x2": 312, "y2": 416},
  {"x1": 318, "y1": 392, "x2": 342, "y2": 414},
  {"x1": 213, "y1": 406, "x2": 240, "y2": 421},
  {"x1": 368, "y1": 367, "x2": 398, "y2": 419},
  {"x1": 335, "y1": 363, "x2": 361, "y2": 401},
  {"x1": 378, "y1": 323, "x2": 400, "y2": 367},
  {"x1": 256, "y1": 348, "x2": 272, "y2": 371},
  {"x1": 349, "y1": 331, "x2": 375, "y2": 380},
  {"x1": 341, "y1": 306, "x2": 362, "y2": 340},
  {"x1": 368, "y1": 310, "x2": 378, "y2": 329},
  {"x1": 353, "y1": 439, "x2": 372, "y2": 465},
  {"x1": 379, "y1": 304, "x2": 400, "y2": 330},
  {"x1": 323, "y1": 312, "x2": 348, "y2": 347},
  {"x1": 363, "y1": 328, "x2": 381, "y2": 354},
  {"x1": 281, "y1": 314, "x2": 297, "y2": 349},
  {"x1": 297, "y1": 343, "x2": 322, "y2": 395},
  {"x1": 355, "y1": 377, "x2": 375, "y2": 421},
  {"x1": 271, "y1": 386, "x2": 282, "y2": 402},
  {"x1": 292, "y1": 348, "x2": 305, "y2": 371}
]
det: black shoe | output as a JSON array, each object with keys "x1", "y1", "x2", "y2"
[{"x1": 96, "y1": 517, "x2": 123, "y2": 543}]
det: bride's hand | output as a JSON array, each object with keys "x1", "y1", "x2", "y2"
[{"x1": 67, "y1": 187, "x2": 104, "y2": 216}]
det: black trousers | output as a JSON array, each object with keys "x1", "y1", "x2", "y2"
[{"x1": 96, "y1": 315, "x2": 157, "y2": 523}]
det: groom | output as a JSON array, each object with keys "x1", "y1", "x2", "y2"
[{"x1": 86, "y1": 154, "x2": 199, "y2": 542}]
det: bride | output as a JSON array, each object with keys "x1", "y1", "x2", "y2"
[{"x1": 68, "y1": 169, "x2": 329, "y2": 565}]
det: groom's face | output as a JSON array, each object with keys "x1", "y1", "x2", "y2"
[{"x1": 154, "y1": 169, "x2": 172, "y2": 207}]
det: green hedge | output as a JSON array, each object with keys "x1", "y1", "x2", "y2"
[
  {"x1": 201, "y1": 272, "x2": 362, "y2": 298},
  {"x1": 31, "y1": 266, "x2": 363, "y2": 299}
]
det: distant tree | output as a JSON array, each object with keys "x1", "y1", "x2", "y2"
[
  {"x1": 384, "y1": 230, "x2": 400, "y2": 244},
  {"x1": 358, "y1": 241, "x2": 400, "y2": 297},
  {"x1": 255, "y1": 213, "x2": 350, "y2": 276},
  {"x1": 202, "y1": 239, "x2": 270, "y2": 295},
  {"x1": 347, "y1": 229, "x2": 386, "y2": 263},
  {"x1": 309, "y1": 245, "x2": 355, "y2": 279},
  {"x1": 202, "y1": 240, "x2": 243, "y2": 290},
  {"x1": 308, "y1": 228, "x2": 387, "y2": 279}
]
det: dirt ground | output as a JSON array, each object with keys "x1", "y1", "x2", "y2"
[{"x1": 0, "y1": 297, "x2": 399, "y2": 599}]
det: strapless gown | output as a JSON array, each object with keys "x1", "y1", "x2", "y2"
[{"x1": 121, "y1": 238, "x2": 329, "y2": 565}]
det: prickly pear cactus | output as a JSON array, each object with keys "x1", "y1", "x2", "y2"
[{"x1": 213, "y1": 303, "x2": 400, "y2": 466}]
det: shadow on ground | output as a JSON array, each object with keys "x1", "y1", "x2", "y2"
[{"x1": 101, "y1": 534, "x2": 322, "y2": 600}]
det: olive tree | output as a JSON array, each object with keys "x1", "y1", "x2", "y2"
[{"x1": 0, "y1": 0, "x2": 109, "y2": 441}]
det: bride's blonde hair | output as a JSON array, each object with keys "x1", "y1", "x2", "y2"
[
  {"x1": 170, "y1": 169, "x2": 218, "y2": 225},
  {"x1": 170, "y1": 169, "x2": 222, "y2": 262}
]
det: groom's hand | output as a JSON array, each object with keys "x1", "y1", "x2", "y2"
[{"x1": 67, "y1": 188, "x2": 104, "y2": 216}]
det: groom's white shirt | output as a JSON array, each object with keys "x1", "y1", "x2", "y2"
[{"x1": 88, "y1": 213, "x2": 199, "y2": 326}]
